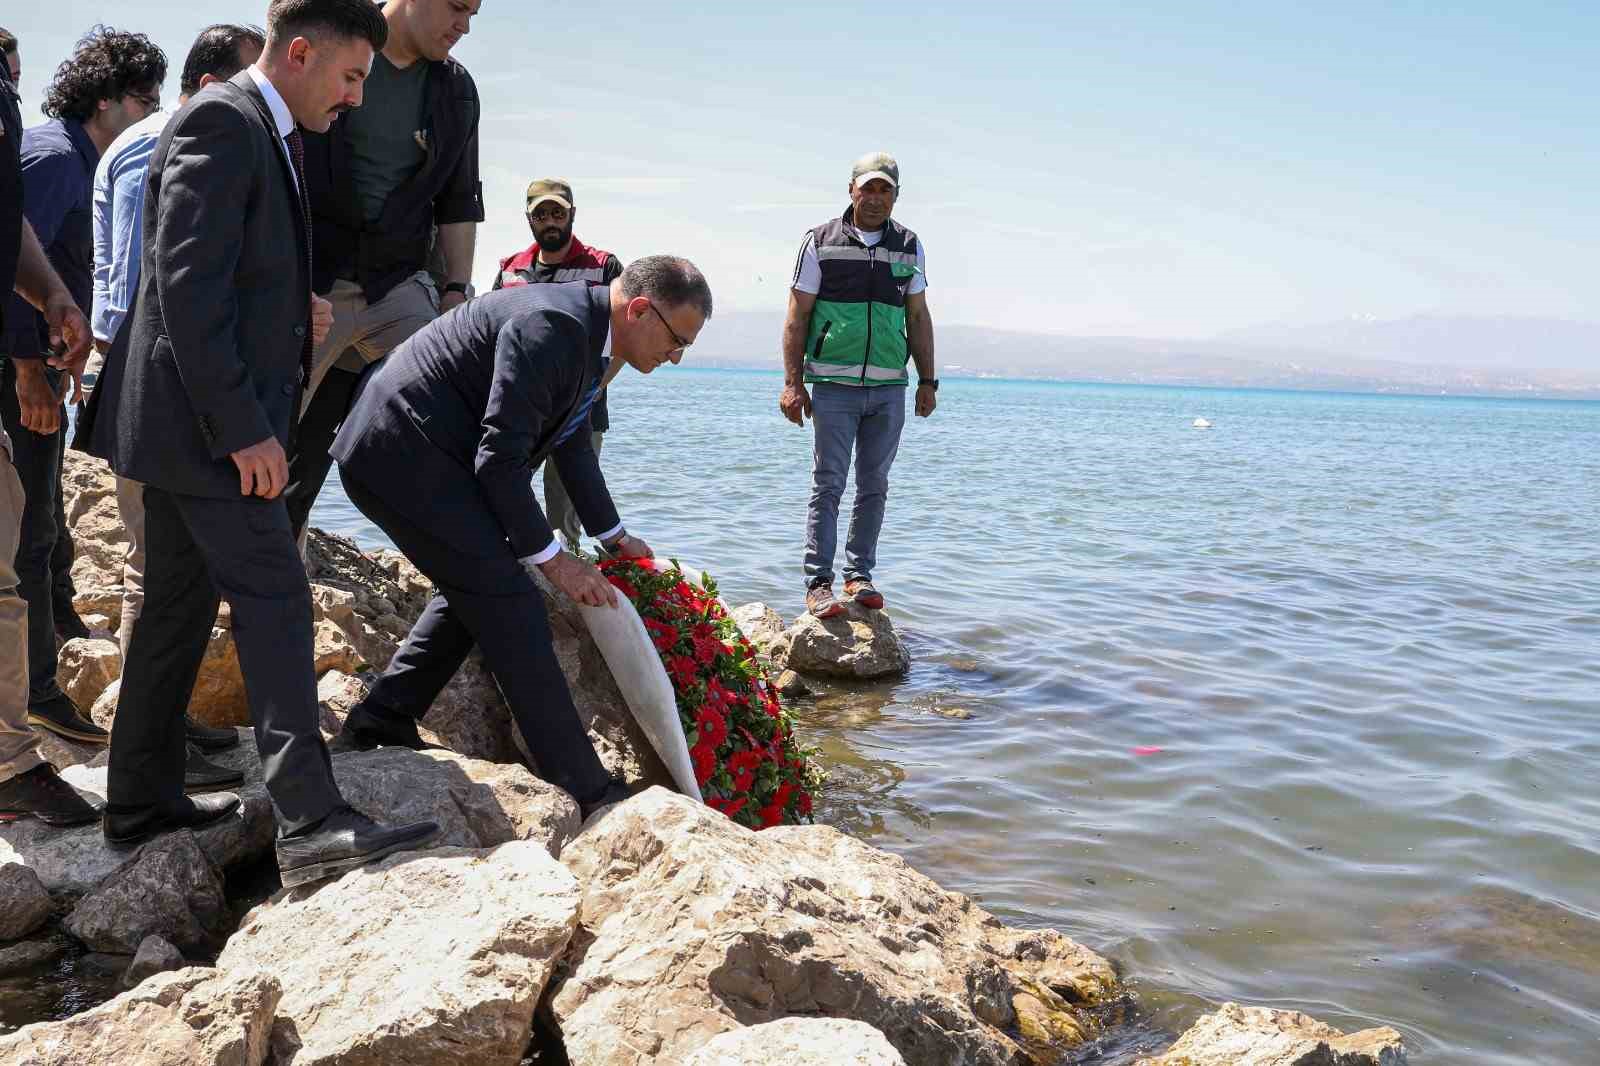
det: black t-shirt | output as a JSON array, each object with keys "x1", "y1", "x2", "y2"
[{"x1": 0, "y1": 64, "x2": 24, "y2": 339}]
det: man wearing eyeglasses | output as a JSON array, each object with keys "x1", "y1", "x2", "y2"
[
  {"x1": 2, "y1": 28, "x2": 166, "y2": 745},
  {"x1": 327, "y1": 256, "x2": 709, "y2": 819},
  {"x1": 493, "y1": 178, "x2": 624, "y2": 553}
]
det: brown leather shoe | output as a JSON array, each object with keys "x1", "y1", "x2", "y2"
[
  {"x1": 805, "y1": 583, "x2": 845, "y2": 619},
  {"x1": 843, "y1": 579, "x2": 884, "y2": 610}
]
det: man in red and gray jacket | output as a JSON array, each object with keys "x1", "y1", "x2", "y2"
[{"x1": 493, "y1": 178, "x2": 623, "y2": 553}]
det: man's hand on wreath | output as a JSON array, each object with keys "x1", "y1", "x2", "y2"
[
  {"x1": 605, "y1": 532, "x2": 653, "y2": 559},
  {"x1": 779, "y1": 382, "x2": 811, "y2": 426},
  {"x1": 540, "y1": 551, "x2": 618, "y2": 608}
]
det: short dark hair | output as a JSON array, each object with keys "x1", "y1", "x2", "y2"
[
  {"x1": 266, "y1": 0, "x2": 388, "y2": 53},
  {"x1": 42, "y1": 27, "x2": 167, "y2": 122},
  {"x1": 621, "y1": 257, "x2": 713, "y2": 320},
  {"x1": 180, "y1": 24, "x2": 265, "y2": 96},
  {"x1": 0, "y1": 29, "x2": 16, "y2": 57}
]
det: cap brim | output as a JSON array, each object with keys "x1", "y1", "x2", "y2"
[
  {"x1": 527, "y1": 194, "x2": 573, "y2": 212},
  {"x1": 853, "y1": 170, "x2": 898, "y2": 188}
]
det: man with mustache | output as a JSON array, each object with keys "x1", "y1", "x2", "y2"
[
  {"x1": 493, "y1": 178, "x2": 624, "y2": 552},
  {"x1": 282, "y1": 0, "x2": 485, "y2": 540},
  {"x1": 97, "y1": 0, "x2": 436, "y2": 887},
  {"x1": 329, "y1": 256, "x2": 709, "y2": 819}
]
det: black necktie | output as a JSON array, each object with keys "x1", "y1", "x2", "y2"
[{"x1": 284, "y1": 128, "x2": 314, "y2": 386}]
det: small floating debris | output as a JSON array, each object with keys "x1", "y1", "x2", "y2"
[
  {"x1": 1132, "y1": 746, "x2": 1163, "y2": 756},
  {"x1": 1192, "y1": 418, "x2": 1213, "y2": 429}
]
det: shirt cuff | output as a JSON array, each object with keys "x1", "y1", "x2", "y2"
[
  {"x1": 593, "y1": 522, "x2": 624, "y2": 546},
  {"x1": 519, "y1": 537, "x2": 563, "y2": 568}
]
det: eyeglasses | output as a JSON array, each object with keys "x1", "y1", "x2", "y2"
[
  {"x1": 126, "y1": 90, "x2": 161, "y2": 112},
  {"x1": 529, "y1": 206, "x2": 569, "y2": 224},
  {"x1": 648, "y1": 303, "x2": 691, "y2": 352}
]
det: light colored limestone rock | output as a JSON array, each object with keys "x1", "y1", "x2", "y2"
[
  {"x1": 768, "y1": 602, "x2": 910, "y2": 680},
  {"x1": 682, "y1": 1018, "x2": 907, "y2": 1065},
  {"x1": 549, "y1": 788, "x2": 1120, "y2": 1066},
  {"x1": 1135, "y1": 1002, "x2": 1408, "y2": 1066},
  {"x1": 57, "y1": 637, "x2": 122, "y2": 713},
  {"x1": 219, "y1": 842, "x2": 579, "y2": 1066},
  {"x1": 0, "y1": 965, "x2": 280, "y2": 1066},
  {"x1": 730, "y1": 602, "x2": 787, "y2": 656}
]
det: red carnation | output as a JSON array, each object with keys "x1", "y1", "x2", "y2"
[
  {"x1": 666, "y1": 655, "x2": 699, "y2": 689},
  {"x1": 606, "y1": 575, "x2": 638, "y2": 600},
  {"x1": 644, "y1": 618, "x2": 679, "y2": 653},
  {"x1": 796, "y1": 790, "x2": 813, "y2": 815},
  {"x1": 758, "y1": 803, "x2": 784, "y2": 828},
  {"x1": 708, "y1": 796, "x2": 747, "y2": 818}
]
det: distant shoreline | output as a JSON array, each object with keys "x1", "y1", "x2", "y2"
[{"x1": 660, "y1": 363, "x2": 1600, "y2": 404}]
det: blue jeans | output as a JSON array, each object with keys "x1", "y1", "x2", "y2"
[{"x1": 804, "y1": 382, "x2": 906, "y2": 587}]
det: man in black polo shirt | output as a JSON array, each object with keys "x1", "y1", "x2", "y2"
[{"x1": 283, "y1": 0, "x2": 484, "y2": 537}]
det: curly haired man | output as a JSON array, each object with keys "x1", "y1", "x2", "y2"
[{"x1": 1, "y1": 26, "x2": 165, "y2": 744}]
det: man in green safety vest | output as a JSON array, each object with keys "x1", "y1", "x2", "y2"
[{"x1": 779, "y1": 152, "x2": 937, "y2": 618}]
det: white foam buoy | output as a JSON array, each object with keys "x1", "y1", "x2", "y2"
[{"x1": 1192, "y1": 417, "x2": 1212, "y2": 429}]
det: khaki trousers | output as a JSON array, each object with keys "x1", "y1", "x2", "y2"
[
  {"x1": 115, "y1": 474, "x2": 146, "y2": 658},
  {"x1": 541, "y1": 431, "x2": 604, "y2": 550},
  {"x1": 0, "y1": 434, "x2": 43, "y2": 783},
  {"x1": 304, "y1": 273, "x2": 439, "y2": 403}
]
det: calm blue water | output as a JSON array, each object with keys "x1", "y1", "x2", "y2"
[{"x1": 315, "y1": 370, "x2": 1600, "y2": 1063}]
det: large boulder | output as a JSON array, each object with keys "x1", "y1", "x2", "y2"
[
  {"x1": 60, "y1": 450, "x2": 130, "y2": 591},
  {"x1": 681, "y1": 1018, "x2": 907, "y2": 1065},
  {"x1": 63, "y1": 831, "x2": 230, "y2": 954},
  {"x1": 218, "y1": 842, "x2": 580, "y2": 1066},
  {"x1": 0, "y1": 965, "x2": 280, "y2": 1066},
  {"x1": 0, "y1": 861, "x2": 54, "y2": 940},
  {"x1": 1136, "y1": 1003, "x2": 1408, "y2": 1066},
  {"x1": 760, "y1": 602, "x2": 911, "y2": 680},
  {"x1": 330, "y1": 746, "x2": 581, "y2": 857},
  {"x1": 548, "y1": 788, "x2": 1121, "y2": 1066}
]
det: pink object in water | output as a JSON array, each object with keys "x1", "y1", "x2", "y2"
[{"x1": 1132, "y1": 746, "x2": 1164, "y2": 756}]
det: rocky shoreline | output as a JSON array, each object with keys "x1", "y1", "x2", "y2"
[{"x1": 0, "y1": 453, "x2": 1409, "y2": 1064}]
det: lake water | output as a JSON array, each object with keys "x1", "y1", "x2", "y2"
[{"x1": 311, "y1": 370, "x2": 1596, "y2": 1062}]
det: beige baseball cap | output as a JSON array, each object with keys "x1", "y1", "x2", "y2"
[
  {"x1": 850, "y1": 151, "x2": 899, "y2": 189},
  {"x1": 525, "y1": 178, "x2": 574, "y2": 213}
]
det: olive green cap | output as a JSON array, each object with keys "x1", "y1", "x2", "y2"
[
  {"x1": 525, "y1": 178, "x2": 574, "y2": 213},
  {"x1": 850, "y1": 152, "x2": 899, "y2": 189}
]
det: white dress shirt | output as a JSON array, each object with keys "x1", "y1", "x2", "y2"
[{"x1": 245, "y1": 65, "x2": 300, "y2": 195}]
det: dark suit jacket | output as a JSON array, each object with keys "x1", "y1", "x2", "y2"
[
  {"x1": 90, "y1": 71, "x2": 311, "y2": 497},
  {"x1": 331, "y1": 282, "x2": 620, "y2": 558}
]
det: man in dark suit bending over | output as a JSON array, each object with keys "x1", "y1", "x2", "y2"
[
  {"x1": 102, "y1": 0, "x2": 435, "y2": 887},
  {"x1": 330, "y1": 256, "x2": 710, "y2": 817}
]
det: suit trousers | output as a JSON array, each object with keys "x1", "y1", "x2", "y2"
[
  {"x1": 108, "y1": 486, "x2": 343, "y2": 832},
  {"x1": 339, "y1": 468, "x2": 611, "y2": 803},
  {"x1": 0, "y1": 437, "x2": 43, "y2": 783},
  {"x1": 0, "y1": 358, "x2": 67, "y2": 702}
]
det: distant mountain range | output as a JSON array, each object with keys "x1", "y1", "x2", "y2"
[{"x1": 691, "y1": 313, "x2": 1600, "y2": 399}]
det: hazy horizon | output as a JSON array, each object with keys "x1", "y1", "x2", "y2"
[{"x1": 8, "y1": 2, "x2": 1599, "y2": 353}]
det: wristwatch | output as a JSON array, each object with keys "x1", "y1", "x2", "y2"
[
  {"x1": 600, "y1": 530, "x2": 629, "y2": 556},
  {"x1": 918, "y1": 378, "x2": 939, "y2": 391},
  {"x1": 443, "y1": 281, "x2": 473, "y2": 298}
]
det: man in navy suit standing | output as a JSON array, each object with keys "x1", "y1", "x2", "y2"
[
  {"x1": 330, "y1": 257, "x2": 710, "y2": 817},
  {"x1": 100, "y1": 0, "x2": 436, "y2": 888}
]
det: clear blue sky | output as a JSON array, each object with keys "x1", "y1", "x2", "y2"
[{"x1": 8, "y1": 1, "x2": 1597, "y2": 338}]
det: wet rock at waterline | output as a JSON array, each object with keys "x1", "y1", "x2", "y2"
[
  {"x1": 1135, "y1": 1002, "x2": 1407, "y2": 1065},
  {"x1": 123, "y1": 934, "x2": 186, "y2": 988},
  {"x1": 0, "y1": 862, "x2": 54, "y2": 941}
]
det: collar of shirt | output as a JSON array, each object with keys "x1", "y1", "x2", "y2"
[
  {"x1": 246, "y1": 65, "x2": 296, "y2": 141},
  {"x1": 61, "y1": 118, "x2": 102, "y2": 171}
]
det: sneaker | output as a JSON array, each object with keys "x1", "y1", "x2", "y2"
[
  {"x1": 185, "y1": 715, "x2": 241, "y2": 753},
  {"x1": 275, "y1": 806, "x2": 439, "y2": 889},
  {"x1": 0, "y1": 764, "x2": 102, "y2": 827},
  {"x1": 843, "y1": 579, "x2": 884, "y2": 610},
  {"x1": 805, "y1": 582, "x2": 846, "y2": 619},
  {"x1": 184, "y1": 744, "x2": 245, "y2": 794},
  {"x1": 27, "y1": 692, "x2": 110, "y2": 745}
]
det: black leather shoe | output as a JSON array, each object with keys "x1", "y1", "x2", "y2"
[
  {"x1": 184, "y1": 715, "x2": 241, "y2": 753},
  {"x1": 184, "y1": 744, "x2": 244, "y2": 794},
  {"x1": 54, "y1": 609, "x2": 92, "y2": 643},
  {"x1": 103, "y1": 792, "x2": 241, "y2": 848},
  {"x1": 0, "y1": 764, "x2": 102, "y2": 827},
  {"x1": 331, "y1": 702, "x2": 429, "y2": 753},
  {"x1": 578, "y1": 775, "x2": 633, "y2": 820},
  {"x1": 275, "y1": 806, "x2": 438, "y2": 888},
  {"x1": 27, "y1": 692, "x2": 109, "y2": 745}
]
